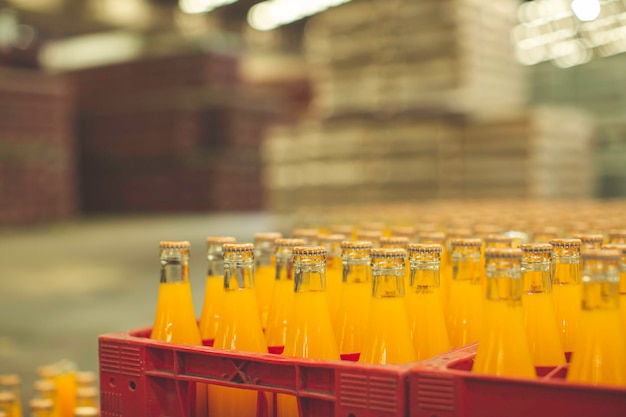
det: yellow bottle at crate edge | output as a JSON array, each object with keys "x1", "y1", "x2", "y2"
[
  {"x1": 473, "y1": 248, "x2": 535, "y2": 378},
  {"x1": 199, "y1": 236, "x2": 237, "y2": 346},
  {"x1": 209, "y1": 243, "x2": 269, "y2": 417},
  {"x1": 568, "y1": 249, "x2": 626, "y2": 386},
  {"x1": 279, "y1": 246, "x2": 340, "y2": 417},
  {"x1": 407, "y1": 244, "x2": 450, "y2": 360},
  {"x1": 254, "y1": 232, "x2": 283, "y2": 329},
  {"x1": 602, "y1": 243, "x2": 626, "y2": 336},
  {"x1": 149, "y1": 241, "x2": 205, "y2": 417},
  {"x1": 519, "y1": 244, "x2": 566, "y2": 367},
  {"x1": 359, "y1": 248, "x2": 416, "y2": 365}
]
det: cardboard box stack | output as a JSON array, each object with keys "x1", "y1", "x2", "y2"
[{"x1": 0, "y1": 69, "x2": 76, "y2": 225}]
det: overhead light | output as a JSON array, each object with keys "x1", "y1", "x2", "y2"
[
  {"x1": 179, "y1": 0, "x2": 237, "y2": 14},
  {"x1": 247, "y1": 0, "x2": 351, "y2": 31},
  {"x1": 571, "y1": 0, "x2": 601, "y2": 22}
]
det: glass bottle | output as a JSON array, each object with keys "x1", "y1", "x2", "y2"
[
  {"x1": 199, "y1": 237, "x2": 236, "y2": 346},
  {"x1": 359, "y1": 248, "x2": 416, "y2": 364},
  {"x1": 319, "y1": 234, "x2": 346, "y2": 324},
  {"x1": 473, "y1": 248, "x2": 535, "y2": 378},
  {"x1": 33, "y1": 381, "x2": 57, "y2": 417},
  {"x1": 568, "y1": 249, "x2": 626, "y2": 385},
  {"x1": 603, "y1": 243, "x2": 626, "y2": 336},
  {"x1": 448, "y1": 238, "x2": 483, "y2": 348},
  {"x1": 550, "y1": 238, "x2": 582, "y2": 353},
  {"x1": 576, "y1": 234, "x2": 604, "y2": 249},
  {"x1": 0, "y1": 392, "x2": 16, "y2": 417},
  {"x1": 380, "y1": 236, "x2": 411, "y2": 292},
  {"x1": 519, "y1": 243, "x2": 566, "y2": 367},
  {"x1": 407, "y1": 243, "x2": 450, "y2": 360},
  {"x1": 254, "y1": 232, "x2": 282, "y2": 329},
  {"x1": 279, "y1": 246, "x2": 339, "y2": 417},
  {"x1": 29, "y1": 398, "x2": 53, "y2": 417},
  {"x1": 480, "y1": 234, "x2": 513, "y2": 294},
  {"x1": 74, "y1": 388, "x2": 97, "y2": 409},
  {"x1": 0, "y1": 375, "x2": 22, "y2": 417},
  {"x1": 441, "y1": 229, "x2": 473, "y2": 318},
  {"x1": 265, "y1": 238, "x2": 305, "y2": 353},
  {"x1": 335, "y1": 240, "x2": 372, "y2": 359},
  {"x1": 209, "y1": 243, "x2": 269, "y2": 417},
  {"x1": 608, "y1": 229, "x2": 626, "y2": 244},
  {"x1": 73, "y1": 373, "x2": 95, "y2": 391}
]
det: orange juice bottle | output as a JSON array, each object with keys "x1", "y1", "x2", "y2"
[
  {"x1": 407, "y1": 244, "x2": 450, "y2": 360},
  {"x1": 320, "y1": 234, "x2": 346, "y2": 323},
  {"x1": 360, "y1": 248, "x2": 416, "y2": 364},
  {"x1": 480, "y1": 234, "x2": 513, "y2": 294},
  {"x1": 292, "y1": 228, "x2": 319, "y2": 245},
  {"x1": 52, "y1": 364, "x2": 76, "y2": 417},
  {"x1": 0, "y1": 392, "x2": 16, "y2": 417},
  {"x1": 209, "y1": 243, "x2": 269, "y2": 417},
  {"x1": 33, "y1": 381, "x2": 57, "y2": 417},
  {"x1": 448, "y1": 238, "x2": 483, "y2": 348},
  {"x1": 74, "y1": 387, "x2": 97, "y2": 409},
  {"x1": 519, "y1": 243, "x2": 566, "y2": 367},
  {"x1": 440, "y1": 229, "x2": 473, "y2": 318},
  {"x1": 0, "y1": 375, "x2": 22, "y2": 417},
  {"x1": 381, "y1": 236, "x2": 411, "y2": 293},
  {"x1": 265, "y1": 238, "x2": 305, "y2": 353},
  {"x1": 550, "y1": 238, "x2": 582, "y2": 353},
  {"x1": 279, "y1": 246, "x2": 340, "y2": 417},
  {"x1": 29, "y1": 398, "x2": 54, "y2": 417},
  {"x1": 335, "y1": 240, "x2": 372, "y2": 359},
  {"x1": 608, "y1": 229, "x2": 626, "y2": 244},
  {"x1": 198, "y1": 236, "x2": 236, "y2": 346},
  {"x1": 576, "y1": 234, "x2": 604, "y2": 249},
  {"x1": 568, "y1": 249, "x2": 626, "y2": 385},
  {"x1": 473, "y1": 248, "x2": 535, "y2": 378},
  {"x1": 603, "y1": 243, "x2": 626, "y2": 335},
  {"x1": 356, "y1": 230, "x2": 382, "y2": 248},
  {"x1": 254, "y1": 232, "x2": 283, "y2": 329}
]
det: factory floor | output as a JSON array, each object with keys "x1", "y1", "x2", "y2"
[{"x1": 0, "y1": 212, "x2": 286, "y2": 403}]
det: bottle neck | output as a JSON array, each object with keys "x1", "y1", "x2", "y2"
[
  {"x1": 275, "y1": 248, "x2": 295, "y2": 281},
  {"x1": 582, "y1": 259, "x2": 620, "y2": 310},
  {"x1": 206, "y1": 244, "x2": 225, "y2": 276},
  {"x1": 521, "y1": 255, "x2": 552, "y2": 293},
  {"x1": 485, "y1": 258, "x2": 522, "y2": 303},
  {"x1": 452, "y1": 247, "x2": 481, "y2": 284},
  {"x1": 372, "y1": 258, "x2": 405, "y2": 297},
  {"x1": 551, "y1": 248, "x2": 581, "y2": 285},
  {"x1": 409, "y1": 253, "x2": 440, "y2": 289},
  {"x1": 294, "y1": 255, "x2": 326, "y2": 292},
  {"x1": 342, "y1": 249, "x2": 371, "y2": 284},
  {"x1": 160, "y1": 248, "x2": 190, "y2": 283},
  {"x1": 255, "y1": 241, "x2": 274, "y2": 267},
  {"x1": 224, "y1": 252, "x2": 255, "y2": 290}
]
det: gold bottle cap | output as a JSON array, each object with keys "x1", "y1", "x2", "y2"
[
  {"x1": 0, "y1": 391, "x2": 15, "y2": 403},
  {"x1": 519, "y1": 243, "x2": 552, "y2": 254},
  {"x1": 446, "y1": 228, "x2": 473, "y2": 239},
  {"x1": 222, "y1": 243, "x2": 254, "y2": 253},
  {"x1": 575, "y1": 233, "x2": 604, "y2": 245},
  {"x1": 292, "y1": 228, "x2": 319, "y2": 239},
  {"x1": 292, "y1": 246, "x2": 326, "y2": 256},
  {"x1": 206, "y1": 236, "x2": 236, "y2": 245},
  {"x1": 330, "y1": 225, "x2": 353, "y2": 235},
  {"x1": 0, "y1": 374, "x2": 20, "y2": 386},
  {"x1": 582, "y1": 249, "x2": 621, "y2": 261},
  {"x1": 602, "y1": 243, "x2": 626, "y2": 255},
  {"x1": 484, "y1": 234, "x2": 513, "y2": 245},
  {"x1": 254, "y1": 232, "x2": 283, "y2": 242},
  {"x1": 77, "y1": 386, "x2": 98, "y2": 399},
  {"x1": 418, "y1": 231, "x2": 446, "y2": 243},
  {"x1": 549, "y1": 238, "x2": 581, "y2": 248},
  {"x1": 408, "y1": 243, "x2": 442, "y2": 254},
  {"x1": 74, "y1": 407, "x2": 100, "y2": 417},
  {"x1": 75, "y1": 371, "x2": 97, "y2": 385},
  {"x1": 356, "y1": 230, "x2": 383, "y2": 240},
  {"x1": 37, "y1": 365, "x2": 60, "y2": 379},
  {"x1": 341, "y1": 240, "x2": 372, "y2": 250},
  {"x1": 484, "y1": 248, "x2": 523, "y2": 259},
  {"x1": 450, "y1": 238, "x2": 482, "y2": 248},
  {"x1": 319, "y1": 234, "x2": 346, "y2": 243},
  {"x1": 371, "y1": 248, "x2": 406, "y2": 259},
  {"x1": 29, "y1": 398, "x2": 54, "y2": 411},
  {"x1": 33, "y1": 380, "x2": 56, "y2": 393},
  {"x1": 608, "y1": 229, "x2": 626, "y2": 240},
  {"x1": 159, "y1": 241, "x2": 190, "y2": 250},
  {"x1": 275, "y1": 238, "x2": 305, "y2": 248}
]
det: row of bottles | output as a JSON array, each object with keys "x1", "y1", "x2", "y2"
[{"x1": 0, "y1": 367, "x2": 98, "y2": 417}]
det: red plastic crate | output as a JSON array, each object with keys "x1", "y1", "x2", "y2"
[
  {"x1": 408, "y1": 344, "x2": 626, "y2": 417},
  {"x1": 99, "y1": 327, "x2": 412, "y2": 417}
]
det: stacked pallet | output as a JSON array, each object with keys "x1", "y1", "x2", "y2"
[
  {"x1": 74, "y1": 52, "x2": 289, "y2": 213},
  {"x1": 0, "y1": 69, "x2": 76, "y2": 225}
]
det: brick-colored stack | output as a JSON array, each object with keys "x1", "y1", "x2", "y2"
[{"x1": 0, "y1": 69, "x2": 76, "y2": 225}]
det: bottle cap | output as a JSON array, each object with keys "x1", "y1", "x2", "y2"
[
  {"x1": 292, "y1": 228, "x2": 318, "y2": 239},
  {"x1": 446, "y1": 228, "x2": 473, "y2": 239},
  {"x1": 371, "y1": 248, "x2": 406, "y2": 259},
  {"x1": 74, "y1": 407, "x2": 100, "y2": 417},
  {"x1": 37, "y1": 365, "x2": 60, "y2": 379},
  {"x1": 330, "y1": 225, "x2": 353, "y2": 235},
  {"x1": 319, "y1": 234, "x2": 346, "y2": 243},
  {"x1": 575, "y1": 234, "x2": 604, "y2": 245},
  {"x1": 484, "y1": 248, "x2": 523, "y2": 259},
  {"x1": 159, "y1": 241, "x2": 190, "y2": 250},
  {"x1": 254, "y1": 232, "x2": 283, "y2": 242},
  {"x1": 293, "y1": 246, "x2": 326, "y2": 256},
  {"x1": 275, "y1": 238, "x2": 305, "y2": 248},
  {"x1": 414, "y1": 222, "x2": 439, "y2": 233},
  {"x1": 534, "y1": 226, "x2": 559, "y2": 235},
  {"x1": 77, "y1": 386, "x2": 98, "y2": 399},
  {"x1": 341, "y1": 240, "x2": 372, "y2": 249},
  {"x1": 474, "y1": 224, "x2": 502, "y2": 235},
  {"x1": 408, "y1": 243, "x2": 442, "y2": 254},
  {"x1": 602, "y1": 243, "x2": 626, "y2": 255},
  {"x1": 0, "y1": 391, "x2": 15, "y2": 403},
  {"x1": 450, "y1": 238, "x2": 482, "y2": 248},
  {"x1": 33, "y1": 379, "x2": 56, "y2": 393},
  {"x1": 418, "y1": 231, "x2": 446, "y2": 243},
  {"x1": 582, "y1": 249, "x2": 621, "y2": 261},
  {"x1": 0, "y1": 374, "x2": 20, "y2": 386},
  {"x1": 608, "y1": 229, "x2": 626, "y2": 240},
  {"x1": 484, "y1": 234, "x2": 513, "y2": 245},
  {"x1": 356, "y1": 230, "x2": 383, "y2": 240},
  {"x1": 75, "y1": 371, "x2": 97, "y2": 385},
  {"x1": 549, "y1": 238, "x2": 581, "y2": 248},
  {"x1": 29, "y1": 398, "x2": 54, "y2": 411},
  {"x1": 223, "y1": 243, "x2": 254, "y2": 253},
  {"x1": 390, "y1": 225, "x2": 416, "y2": 237},
  {"x1": 519, "y1": 243, "x2": 552, "y2": 254},
  {"x1": 380, "y1": 236, "x2": 409, "y2": 246},
  {"x1": 206, "y1": 236, "x2": 236, "y2": 245}
]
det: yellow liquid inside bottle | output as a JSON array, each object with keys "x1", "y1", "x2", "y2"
[
  {"x1": 255, "y1": 264, "x2": 275, "y2": 330},
  {"x1": 408, "y1": 287, "x2": 450, "y2": 360},
  {"x1": 552, "y1": 283, "x2": 581, "y2": 353},
  {"x1": 0, "y1": 382, "x2": 22, "y2": 417},
  {"x1": 359, "y1": 297, "x2": 416, "y2": 364},
  {"x1": 151, "y1": 281, "x2": 202, "y2": 344},
  {"x1": 621, "y1": 294, "x2": 626, "y2": 336},
  {"x1": 209, "y1": 288, "x2": 269, "y2": 417},
  {"x1": 325, "y1": 260, "x2": 343, "y2": 323},
  {"x1": 522, "y1": 291, "x2": 566, "y2": 366},
  {"x1": 439, "y1": 251, "x2": 452, "y2": 316},
  {"x1": 265, "y1": 280, "x2": 295, "y2": 351},
  {"x1": 335, "y1": 281, "x2": 370, "y2": 356},
  {"x1": 54, "y1": 373, "x2": 76, "y2": 417},
  {"x1": 198, "y1": 275, "x2": 224, "y2": 345},
  {"x1": 473, "y1": 299, "x2": 536, "y2": 378},
  {"x1": 448, "y1": 279, "x2": 482, "y2": 348}
]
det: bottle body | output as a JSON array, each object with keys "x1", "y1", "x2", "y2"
[
  {"x1": 254, "y1": 233, "x2": 282, "y2": 329},
  {"x1": 0, "y1": 375, "x2": 22, "y2": 417}
]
